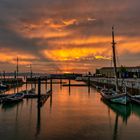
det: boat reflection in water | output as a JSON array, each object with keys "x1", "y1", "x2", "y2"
[
  {"x1": 35, "y1": 104, "x2": 41, "y2": 137},
  {"x1": 2, "y1": 81, "x2": 140, "y2": 140},
  {"x1": 131, "y1": 104, "x2": 140, "y2": 119},
  {"x1": 35, "y1": 94, "x2": 53, "y2": 138},
  {"x1": 101, "y1": 98, "x2": 132, "y2": 140},
  {"x1": 1, "y1": 100, "x2": 23, "y2": 111}
]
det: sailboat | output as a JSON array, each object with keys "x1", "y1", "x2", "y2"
[{"x1": 100, "y1": 27, "x2": 128, "y2": 105}]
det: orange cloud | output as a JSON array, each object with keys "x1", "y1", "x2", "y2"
[
  {"x1": 43, "y1": 47, "x2": 110, "y2": 62},
  {"x1": 47, "y1": 19, "x2": 77, "y2": 29},
  {"x1": 0, "y1": 51, "x2": 37, "y2": 65},
  {"x1": 5, "y1": 16, "x2": 140, "y2": 73},
  {"x1": 62, "y1": 19, "x2": 77, "y2": 26},
  {"x1": 95, "y1": 55, "x2": 111, "y2": 60},
  {"x1": 22, "y1": 18, "x2": 77, "y2": 31},
  {"x1": 119, "y1": 40, "x2": 140, "y2": 54},
  {"x1": 49, "y1": 36, "x2": 124, "y2": 46}
]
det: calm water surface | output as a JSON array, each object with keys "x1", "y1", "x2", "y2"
[{"x1": 0, "y1": 80, "x2": 140, "y2": 140}]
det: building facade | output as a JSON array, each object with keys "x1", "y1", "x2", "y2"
[{"x1": 96, "y1": 66, "x2": 140, "y2": 78}]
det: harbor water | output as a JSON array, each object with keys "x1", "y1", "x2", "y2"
[{"x1": 0, "y1": 80, "x2": 140, "y2": 140}]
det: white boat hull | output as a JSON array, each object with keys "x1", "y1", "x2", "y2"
[
  {"x1": 100, "y1": 90, "x2": 128, "y2": 105},
  {"x1": 110, "y1": 95, "x2": 128, "y2": 105}
]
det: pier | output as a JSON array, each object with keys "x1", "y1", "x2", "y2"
[
  {"x1": 62, "y1": 84, "x2": 87, "y2": 86},
  {"x1": 37, "y1": 78, "x2": 52, "y2": 107},
  {"x1": 1, "y1": 74, "x2": 140, "y2": 106},
  {"x1": 0, "y1": 74, "x2": 92, "y2": 104}
]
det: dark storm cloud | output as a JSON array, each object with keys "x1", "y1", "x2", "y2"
[
  {"x1": 0, "y1": 26, "x2": 40, "y2": 54},
  {"x1": 1, "y1": 0, "x2": 139, "y2": 38},
  {"x1": 0, "y1": 0, "x2": 139, "y2": 72}
]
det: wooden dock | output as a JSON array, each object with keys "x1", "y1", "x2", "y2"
[
  {"x1": 62, "y1": 84, "x2": 87, "y2": 87},
  {"x1": 38, "y1": 90, "x2": 52, "y2": 107},
  {"x1": 24, "y1": 81, "x2": 66, "y2": 84}
]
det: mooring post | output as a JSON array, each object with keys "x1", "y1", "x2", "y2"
[
  {"x1": 60, "y1": 78, "x2": 62, "y2": 84},
  {"x1": 60, "y1": 78, "x2": 62, "y2": 88},
  {"x1": 38, "y1": 78, "x2": 41, "y2": 105},
  {"x1": 68, "y1": 79, "x2": 71, "y2": 94},
  {"x1": 50, "y1": 78, "x2": 52, "y2": 92},
  {"x1": 36, "y1": 104, "x2": 41, "y2": 136},
  {"x1": 45, "y1": 78, "x2": 47, "y2": 91},
  {"x1": 3, "y1": 70, "x2": 5, "y2": 82},
  {"x1": 25, "y1": 76, "x2": 27, "y2": 90},
  {"x1": 14, "y1": 71, "x2": 16, "y2": 79},
  {"x1": 26, "y1": 82, "x2": 27, "y2": 91},
  {"x1": 34, "y1": 81, "x2": 36, "y2": 89},
  {"x1": 31, "y1": 82, "x2": 33, "y2": 89},
  {"x1": 69, "y1": 79, "x2": 71, "y2": 87},
  {"x1": 88, "y1": 76, "x2": 91, "y2": 92}
]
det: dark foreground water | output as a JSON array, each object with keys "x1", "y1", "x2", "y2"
[{"x1": 0, "y1": 80, "x2": 140, "y2": 140}]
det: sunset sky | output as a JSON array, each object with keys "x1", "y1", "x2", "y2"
[{"x1": 0, "y1": 0, "x2": 139, "y2": 73}]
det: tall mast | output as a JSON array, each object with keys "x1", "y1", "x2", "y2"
[
  {"x1": 30, "y1": 64, "x2": 32, "y2": 78},
  {"x1": 112, "y1": 27, "x2": 119, "y2": 92},
  {"x1": 17, "y1": 57, "x2": 19, "y2": 78},
  {"x1": 16, "y1": 56, "x2": 19, "y2": 93}
]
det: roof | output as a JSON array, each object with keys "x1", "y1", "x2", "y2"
[{"x1": 98, "y1": 66, "x2": 140, "y2": 71}]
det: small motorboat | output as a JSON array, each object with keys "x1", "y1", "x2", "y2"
[{"x1": 2, "y1": 92, "x2": 24, "y2": 104}]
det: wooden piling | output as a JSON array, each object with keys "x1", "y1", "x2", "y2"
[
  {"x1": 68, "y1": 79, "x2": 71, "y2": 87},
  {"x1": 34, "y1": 82, "x2": 36, "y2": 89},
  {"x1": 50, "y1": 78, "x2": 52, "y2": 91},
  {"x1": 45, "y1": 78, "x2": 47, "y2": 91},
  {"x1": 36, "y1": 105, "x2": 41, "y2": 136},
  {"x1": 26, "y1": 82, "x2": 27, "y2": 90},
  {"x1": 3, "y1": 71, "x2": 5, "y2": 82},
  {"x1": 38, "y1": 78, "x2": 41, "y2": 104},
  {"x1": 60, "y1": 78, "x2": 62, "y2": 84},
  {"x1": 88, "y1": 76, "x2": 91, "y2": 93},
  {"x1": 60, "y1": 78, "x2": 62, "y2": 89},
  {"x1": 68, "y1": 79, "x2": 71, "y2": 95}
]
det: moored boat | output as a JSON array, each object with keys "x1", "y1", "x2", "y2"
[
  {"x1": 127, "y1": 93, "x2": 140, "y2": 104},
  {"x1": 2, "y1": 92, "x2": 24, "y2": 104},
  {"x1": 101, "y1": 89, "x2": 128, "y2": 105},
  {"x1": 100, "y1": 27, "x2": 128, "y2": 105},
  {"x1": 0, "y1": 83, "x2": 8, "y2": 93}
]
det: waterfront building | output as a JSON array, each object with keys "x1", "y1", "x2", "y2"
[{"x1": 96, "y1": 66, "x2": 140, "y2": 78}]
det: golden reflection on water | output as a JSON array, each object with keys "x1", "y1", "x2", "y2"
[{"x1": 0, "y1": 80, "x2": 140, "y2": 140}]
